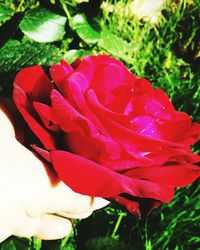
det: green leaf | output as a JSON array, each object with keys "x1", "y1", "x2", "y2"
[
  {"x1": 32, "y1": 238, "x2": 42, "y2": 250},
  {"x1": 12, "y1": 237, "x2": 31, "y2": 250},
  {"x1": 0, "y1": 4, "x2": 13, "y2": 25},
  {"x1": 0, "y1": 237, "x2": 38, "y2": 250},
  {"x1": 64, "y1": 49, "x2": 92, "y2": 64},
  {"x1": 0, "y1": 239, "x2": 16, "y2": 250},
  {"x1": 0, "y1": 39, "x2": 62, "y2": 73},
  {"x1": 98, "y1": 30, "x2": 132, "y2": 58},
  {"x1": 19, "y1": 7, "x2": 67, "y2": 42},
  {"x1": 71, "y1": 13, "x2": 100, "y2": 44},
  {"x1": 0, "y1": 39, "x2": 62, "y2": 94}
]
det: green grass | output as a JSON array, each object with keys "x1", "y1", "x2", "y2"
[{"x1": 0, "y1": 0, "x2": 199, "y2": 249}]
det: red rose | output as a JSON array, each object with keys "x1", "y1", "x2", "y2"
[{"x1": 13, "y1": 55, "x2": 200, "y2": 216}]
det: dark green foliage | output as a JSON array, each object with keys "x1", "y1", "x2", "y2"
[
  {"x1": 0, "y1": 39, "x2": 61, "y2": 95},
  {"x1": 85, "y1": 237, "x2": 131, "y2": 250},
  {"x1": 0, "y1": 0, "x2": 199, "y2": 249},
  {"x1": 0, "y1": 4, "x2": 13, "y2": 25},
  {"x1": 0, "y1": 237, "x2": 30, "y2": 250},
  {"x1": 0, "y1": 39, "x2": 61, "y2": 73}
]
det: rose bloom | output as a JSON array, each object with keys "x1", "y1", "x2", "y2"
[{"x1": 13, "y1": 55, "x2": 200, "y2": 216}]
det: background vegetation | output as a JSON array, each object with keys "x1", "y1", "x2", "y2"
[{"x1": 0, "y1": 0, "x2": 199, "y2": 249}]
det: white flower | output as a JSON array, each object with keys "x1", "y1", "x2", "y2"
[{"x1": 130, "y1": 0, "x2": 166, "y2": 23}]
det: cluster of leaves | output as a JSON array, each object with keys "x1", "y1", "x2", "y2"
[{"x1": 0, "y1": 0, "x2": 199, "y2": 249}]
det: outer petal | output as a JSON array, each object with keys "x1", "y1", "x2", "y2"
[
  {"x1": 148, "y1": 147, "x2": 200, "y2": 165},
  {"x1": 112, "y1": 196, "x2": 162, "y2": 217},
  {"x1": 51, "y1": 150, "x2": 174, "y2": 203},
  {"x1": 112, "y1": 195, "x2": 141, "y2": 217},
  {"x1": 132, "y1": 78, "x2": 154, "y2": 97},
  {"x1": 157, "y1": 111, "x2": 192, "y2": 143},
  {"x1": 14, "y1": 65, "x2": 53, "y2": 102},
  {"x1": 13, "y1": 85, "x2": 56, "y2": 150},
  {"x1": 90, "y1": 55, "x2": 125, "y2": 67},
  {"x1": 153, "y1": 88, "x2": 175, "y2": 115},
  {"x1": 124, "y1": 163, "x2": 200, "y2": 187},
  {"x1": 183, "y1": 122, "x2": 200, "y2": 145},
  {"x1": 64, "y1": 132, "x2": 100, "y2": 161},
  {"x1": 31, "y1": 144, "x2": 51, "y2": 162}
]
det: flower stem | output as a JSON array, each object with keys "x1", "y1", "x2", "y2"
[
  {"x1": 59, "y1": 0, "x2": 72, "y2": 25},
  {"x1": 111, "y1": 212, "x2": 126, "y2": 239}
]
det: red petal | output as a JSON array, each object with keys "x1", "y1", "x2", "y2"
[
  {"x1": 87, "y1": 89, "x2": 129, "y2": 125},
  {"x1": 14, "y1": 65, "x2": 53, "y2": 102},
  {"x1": 124, "y1": 163, "x2": 200, "y2": 187},
  {"x1": 64, "y1": 132, "x2": 100, "y2": 161},
  {"x1": 50, "y1": 63, "x2": 72, "y2": 92},
  {"x1": 157, "y1": 116, "x2": 191, "y2": 143},
  {"x1": 67, "y1": 79, "x2": 109, "y2": 136},
  {"x1": 154, "y1": 88, "x2": 175, "y2": 115},
  {"x1": 91, "y1": 62, "x2": 126, "y2": 105},
  {"x1": 13, "y1": 86, "x2": 56, "y2": 150},
  {"x1": 51, "y1": 150, "x2": 174, "y2": 202},
  {"x1": 31, "y1": 144, "x2": 51, "y2": 162},
  {"x1": 90, "y1": 55, "x2": 123, "y2": 66},
  {"x1": 33, "y1": 102, "x2": 59, "y2": 131},
  {"x1": 61, "y1": 59, "x2": 74, "y2": 71},
  {"x1": 102, "y1": 119, "x2": 186, "y2": 156},
  {"x1": 50, "y1": 90, "x2": 121, "y2": 160},
  {"x1": 148, "y1": 147, "x2": 200, "y2": 165},
  {"x1": 130, "y1": 115, "x2": 161, "y2": 139},
  {"x1": 50, "y1": 89, "x2": 98, "y2": 136},
  {"x1": 133, "y1": 78, "x2": 153, "y2": 97},
  {"x1": 75, "y1": 56, "x2": 95, "y2": 84},
  {"x1": 68, "y1": 72, "x2": 90, "y2": 93},
  {"x1": 183, "y1": 122, "x2": 200, "y2": 144},
  {"x1": 112, "y1": 195, "x2": 141, "y2": 217},
  {"x1": 31, "y1": 145, "x2": 60, "y2": 185}
]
